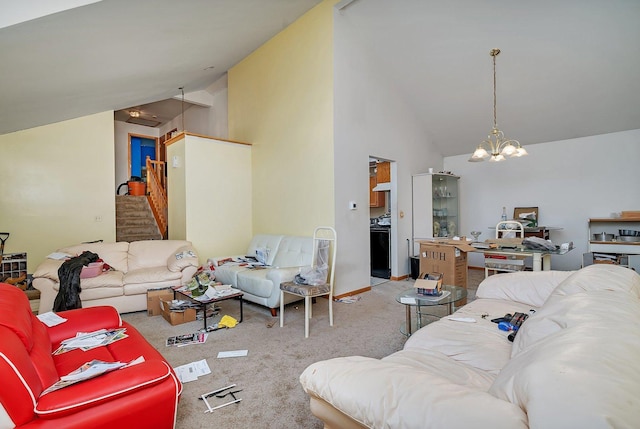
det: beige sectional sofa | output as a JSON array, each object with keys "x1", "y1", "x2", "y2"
[
  {"x1": 213, "y1": 234, "x2": 314, "y2": 316},
  {"x1": 300, "y1": 264, "x2": 640, "y2": 428},
  {"x1": 33, "y1": 240, "x2": 199, "y2": 314}
]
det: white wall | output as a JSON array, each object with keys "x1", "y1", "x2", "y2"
[
  {"x1": 160, "y1": 75, "x2": 229, "y2": 140},
  {"x1": 445, "y1": 129, "x2": 640, "y2": 270},
  {"x1": 334, "y1": 8, "x2": 444, "y2": 291}
]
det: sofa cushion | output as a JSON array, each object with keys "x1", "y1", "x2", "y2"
[
  {"x1": 489, "y1": 288, "x2": 640, "y2": 428},
  {"x1": 124, "y1": 267, "x2": 182, "y2": 286},
  {"x1": 128, "y1": 240, "x2": 192, "y2": 271},
  {"x1": 550, "y1": 263, "x2": 640, "y2": 299},
  {"x1": 271, "y1": 236, "x2": 314, "y2": 268},
  {"x1": 215, "y1": 264, "x2": 249, "y2": 285},
  {"x1": 476, "y1": 270, "x2": 575, "y2": 308},
  {"x1": 246, "y1": 235, "x2": 284, "y2": 266},
  {"x1": 404, "y1": 298, "x2": 536, "y2": 374},
  {"x1": 60, "y1": 242, "x2": 129, "y2": 273},
  {"x1": 237, "y1": 269, "x2": 275, "y2": 299}
]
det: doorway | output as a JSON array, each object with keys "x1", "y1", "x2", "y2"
[
  {"x1": 128, "y1": 134, "x2": 157, "y2": 180},
  {"x1": 369, "y1": 157, "x2": 395, "y2": 282}
]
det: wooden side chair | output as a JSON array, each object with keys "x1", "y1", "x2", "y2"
[{"x1": 279, "y1": 226, "x2": 337, "y2": 338}]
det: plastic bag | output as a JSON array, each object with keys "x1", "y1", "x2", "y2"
[{"x1": 293, "y1": 239, "x2": 330, "y2": 286}]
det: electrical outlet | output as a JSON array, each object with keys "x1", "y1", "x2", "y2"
[{"x1": 95, "y1": 216, "x2": 102, "y2": 222}]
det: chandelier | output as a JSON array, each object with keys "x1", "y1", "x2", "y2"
[{"x1": 469, "y1": 49, "x2": 527, "y2": 162}]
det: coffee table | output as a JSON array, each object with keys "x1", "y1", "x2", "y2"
[
  {"x1": 396, "y1": 285, "x2": 467, "y2": 336},
  {"x1": 173, "y1": 286, "x2": 244, "y2": 332}
]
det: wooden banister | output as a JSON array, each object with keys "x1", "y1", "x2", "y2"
[{"x1": 146, "y1": 157, "x2": 168, "y2": 238}]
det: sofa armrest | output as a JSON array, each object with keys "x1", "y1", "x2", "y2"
[
  {"x1": 33, "y1": 258, "x2": 64, "y2": 282},
  {"x1": 36, "y1": 360, "x2": 174, "y2": 418},
  {"x1": 167, "y1": 245, "x2": 199, "y2": 273},
  {"x1": 300, "y1": 356, "x2": 528, "y2": 429},
  {"x1": 46, "y1": 306, "x2": 122, "y2": 347},
  {"x1": 476, "y1": 270, "x2": 575, "y2": 307}
]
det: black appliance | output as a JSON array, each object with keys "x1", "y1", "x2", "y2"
[{"x1": 370, "y1": 227, "x2": 391, "y2": 279}]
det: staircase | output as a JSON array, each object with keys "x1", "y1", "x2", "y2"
[{"x1": 116, "y1": 196, "x2": 162, "y2": 242}]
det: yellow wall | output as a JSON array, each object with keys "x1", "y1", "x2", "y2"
[
  {"x1": 166, "y1": 137, "x2": 187, "y2": 240},
  {"x1": 0, "y1": 112, "x2": 116, "y2": 271},
  {"x1": 167, "y1": 134, "x2": 252, "y2": 261},
  {"x1": 228, "y1": 0, "x2": 336, "y2": 237}
]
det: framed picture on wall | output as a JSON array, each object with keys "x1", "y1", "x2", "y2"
[{"x1": 513, "y1": 207, "x2": 538, "y2": 227}]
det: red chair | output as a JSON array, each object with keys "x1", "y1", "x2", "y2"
[{"x1": 0, "y1": 283, "x2": 181, "y2": 428}]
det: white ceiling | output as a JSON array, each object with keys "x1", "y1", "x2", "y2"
[{"x1": 1, "y1": 0, "x2": 639, "y2": 158}]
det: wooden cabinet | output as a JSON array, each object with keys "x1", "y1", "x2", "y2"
[
  {"x1": 369, "y1": 176, "x2": 385, "y2": 208},
  {"x1": 376, "y1": 161, "x2": 390, "y2": 184}
]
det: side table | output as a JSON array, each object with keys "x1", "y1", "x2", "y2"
[{"x1": 395, "y1": 285, "x2": 467, "y2": 336}]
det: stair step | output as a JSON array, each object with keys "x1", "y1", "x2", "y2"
[{"x1": 115, "y1": 195, "x2": 163, "y2": 242}]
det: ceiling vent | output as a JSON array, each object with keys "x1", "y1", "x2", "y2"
[{"x1": 126, "y1": 117, "x2": 161, "y2": 127}]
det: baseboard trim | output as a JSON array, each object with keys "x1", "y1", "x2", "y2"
[
  {"x1": 391, "y1": 274, "x2": 409, "y2": 281},
  {"x1": 334, "y1": 286, "x2": 371, "y2": 300}
]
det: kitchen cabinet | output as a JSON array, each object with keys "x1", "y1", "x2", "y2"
[
  {"x1": 412, "y1": 173, "x2": 460, "y2": 255},
  {"x1": 376, "y1": 161, "x2": 390, "y2": 184},
  {"x1": 369, "y1": 176, "x2": 386, "y2": 208},
  {"x1": 587, "y1": 217, "x2": 640, "y2": 269}
]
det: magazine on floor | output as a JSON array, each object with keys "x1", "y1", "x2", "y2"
[{"x1": 166, "y1": 332, "x2": 208, "y2": 347}]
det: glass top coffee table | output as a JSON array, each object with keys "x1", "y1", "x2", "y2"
[
  {"x1": 396, "y1": 285, "x2": 467, "y2": 336},
  {"x1": 173, "y1": 286, "x2": 244, "y2": 332}
]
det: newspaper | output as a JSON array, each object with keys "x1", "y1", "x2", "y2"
[
  {"x1": 41, "y1": 356, "x2": 144, "y2": 395},
  {"x1": 53, "y1": 328, "x2": 128, "y2": 355}
]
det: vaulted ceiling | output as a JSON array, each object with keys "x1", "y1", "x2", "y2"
[{"x1": 2, "y1": 0, "x2": 639, "y2": 158}]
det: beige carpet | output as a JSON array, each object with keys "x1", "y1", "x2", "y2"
[{"x1": 121, "y1": 269, "x2": 484, "y2": 428}]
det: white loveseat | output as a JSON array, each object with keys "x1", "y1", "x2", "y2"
[
  {"x1": 33, "y1": 240, "x2": 199, "y2": 314},
  {"x1": 300, "y1": 264, "x2": 640, "y2": 429},
  {"x1": 213, "y1": 234, "x2": 314, "y2": 316}
]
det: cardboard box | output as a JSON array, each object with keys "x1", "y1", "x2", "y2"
[
  {"x1": 147, "y1": 287, "x2": 175, "y2": 317},
  {"x1": 159, "y1": 298, "x2": 197, "y2": 325},
  {"x1": 418, "y1": 241, "x2": 469, "y2": 305}
]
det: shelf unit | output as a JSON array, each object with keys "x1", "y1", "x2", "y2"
[
  {"x1": 587, "y1": 218, "x2": 640, "y2": 269},
  {"x1": 412, "y1": 173, "x2": 460, "y2": 255},
  {"x1": 1, "y1": 252, "x2": 27, "y2": 279}
]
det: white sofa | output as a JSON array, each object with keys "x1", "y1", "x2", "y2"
[
  {"x1": 213, "y1": 234, "x2": 314, "y2": 316},
  {"x1": 33, "y1": 240, "x2": 199, "y2": 314},
  {"x1": 300, "y1": 264, "x2": 640, "y2": 429}
]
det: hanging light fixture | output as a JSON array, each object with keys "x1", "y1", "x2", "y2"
[{"x1": 469, "y1": 49, "x2": 527, "y2": 162}]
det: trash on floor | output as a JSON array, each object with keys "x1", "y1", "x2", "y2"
[
  {"x1": 199, "y1": 384, "x2": 242, "y2": 413},
  {"x1": 336, "y1": 295, "x2": 361, "y2": 304}
]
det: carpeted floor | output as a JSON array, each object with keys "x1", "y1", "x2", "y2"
[{"x1": 121, "y1": 269, "x2": 485, "y2": 428}]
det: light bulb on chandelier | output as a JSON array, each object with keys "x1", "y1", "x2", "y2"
[{"x1": 469, "y1": 49, "x2": 527, "y2": 162}]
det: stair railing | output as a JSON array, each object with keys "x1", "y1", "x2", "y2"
[{"x1": 146, "y1": 157, "x2": 168, "y2": 238}]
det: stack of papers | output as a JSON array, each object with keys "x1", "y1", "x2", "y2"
[
  {"x1": 173, "y1": 359, "x2": 211, "y2": 383},
  {"x1": 53, "y1": 328, "x2": 128, "y2": 355}
]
